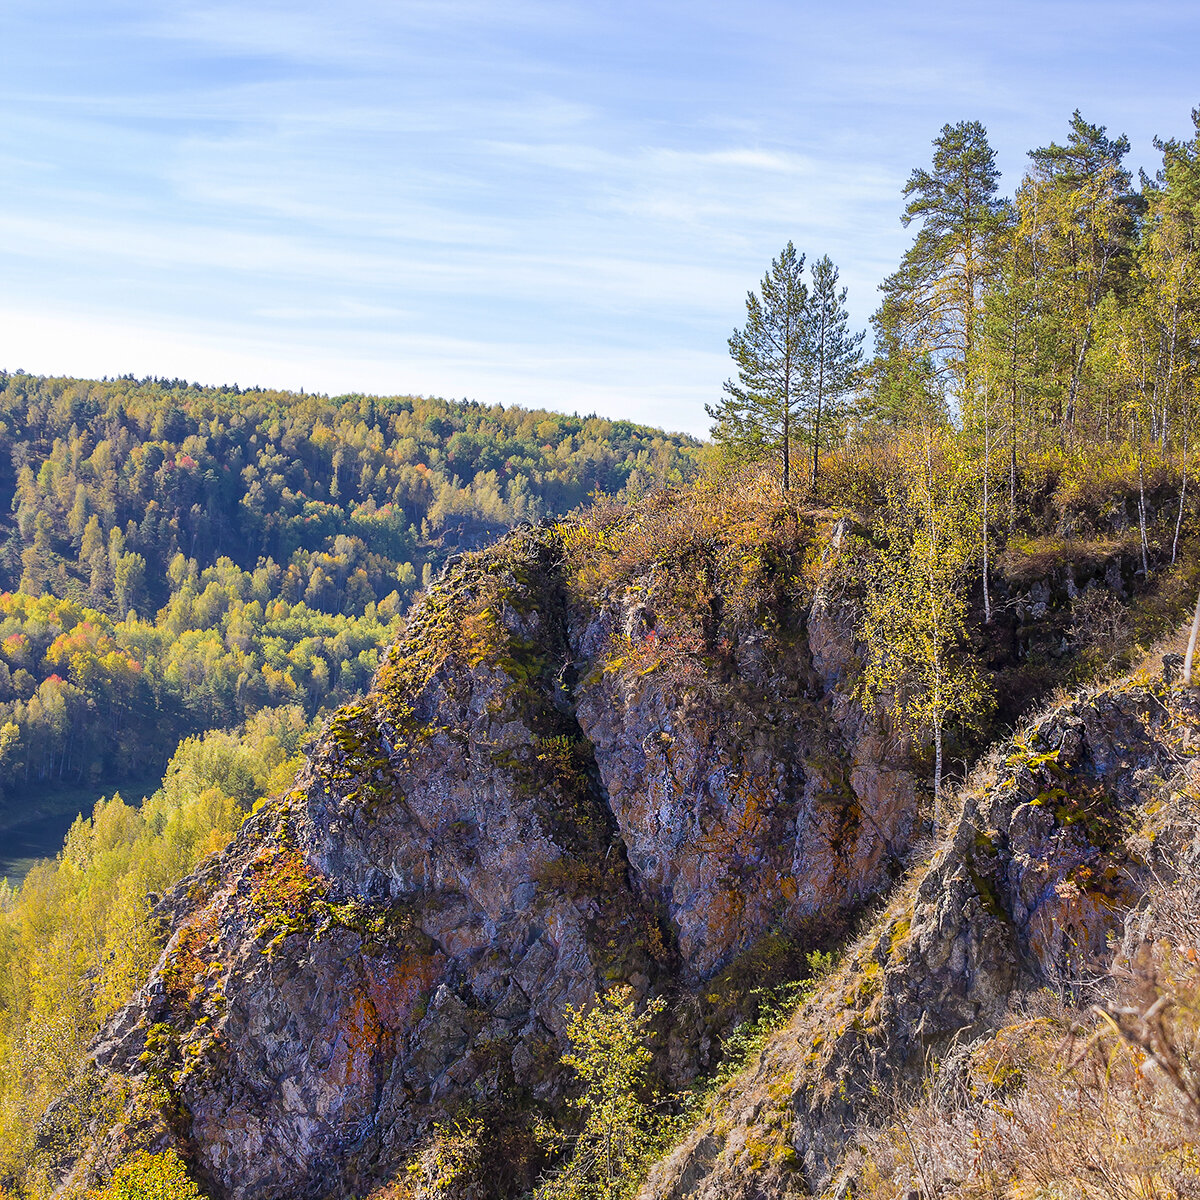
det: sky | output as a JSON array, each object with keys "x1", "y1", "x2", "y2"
[{"x1": 2, "y1": 2, "x2": 1198, "y2": 437}]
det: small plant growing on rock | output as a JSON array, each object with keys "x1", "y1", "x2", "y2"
[
  {"x1": 86, "y1": 1149, "x2": 204, "y2": 1200},
  {"x1": 403, "y1": 1115, "x2": 485, "y2": 1199}
]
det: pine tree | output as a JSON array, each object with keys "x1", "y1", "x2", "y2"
[
  {"x1": 862, "y1": 299, "x2": 948, "y2": 429},
  {"x1": 1136, "y1": 108, "x2": 1200, "y2": 449},
  {"x1": 803, "y1": 255, "x2": 864, "y2": 486},
  {"x1": 878, "y1": 120, "x2": 1005, "y2": 413},
  {"x1": 979, "y1": 211, "x2": 1040, "y2": 522},
  {"x1": 707, "y1": 243, "x2": 809, "y2": 490},
  {"x1": 1021, "y1": 111, "x2": 1139, "y2": 430}
]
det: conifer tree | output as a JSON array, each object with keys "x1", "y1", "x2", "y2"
[
  {"x1": 708, "y1": 243, "x2": 809, "y2": 490},
  {"x1": 1135, "y1": 107, "x2": 1200, "y2": 448},
  {"x1": 803, "y1": 255, "x2": 864, "y2": 486},
  {"x1": 878, "y1": 120, "x2": 1004, "y2": 413},
  {"x1": 862, "y1": 302, "x2": 948, "y2": 429},
  {"x1": 1020, "y1": 111, "x2": 1139, "y2": 430},
  {"x1": 979, "y1": 211, "x2": 1040, "y2": 521}
]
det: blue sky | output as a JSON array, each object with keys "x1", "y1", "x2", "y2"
[{"x1": 2, "y1": 2, "x2": 1198, "y2": 436}]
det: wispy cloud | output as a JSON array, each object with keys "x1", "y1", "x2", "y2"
[{"x1": 2, "y1": 0, "x2": 1198, "y2": 433}]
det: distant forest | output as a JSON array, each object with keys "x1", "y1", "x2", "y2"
[{"x1": 0, "y1": 375, "x2": 699, "y2": 796}]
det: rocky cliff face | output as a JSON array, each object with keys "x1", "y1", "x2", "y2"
[
  {"x1": 639, "y1": 669, "x2": 1200, "y2": 1199},
  {"x1": 52, "y1": 485, "x2": 1183, "y2": 1200},
  {"x1": 63, "y1": 514, "x2": 917, "y2": 1199}
]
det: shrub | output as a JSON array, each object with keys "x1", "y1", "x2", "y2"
[{"x1": 87, "y1": 1149, "x2": 204, "y2": 1200}]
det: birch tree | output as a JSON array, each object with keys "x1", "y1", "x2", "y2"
[
  {"x1": 858, "y1": 435, "x2": 991, "y2": 805},
  {"x1": 538, "y1": 985, "x2": 666, "y2": 1200}
]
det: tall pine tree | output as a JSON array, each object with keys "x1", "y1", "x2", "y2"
[
  {"x1": 804, "y1": 254, "x2": 864, "y2": 486},
  {"x1": 708, "y1": 243, "x2": 809, "y2": 490},
  {"x1": 878, "y1": 120, "x2": 1004, "y2": 416},
  {"x1": 1020, "y1": 111, "x2": 1139, "y2": 430}
]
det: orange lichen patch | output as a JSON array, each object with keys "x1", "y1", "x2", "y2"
[
  {"x1": 325, "y1": 989, "x2": 385, "y2": 1091},
  {"x1": 695, "y1": 784, "x2": 774, "y2": 875},
  {"x1": 364, "y1": 952, "x2": 445, "y2": 1032},
  {"x1": 246, "y1": 844, "x2": 326, "y2": 928},
  {"x1": 162, "y1": 904, "x2": 221, "y2": 1007}
]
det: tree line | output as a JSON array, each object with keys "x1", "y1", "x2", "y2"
[
  {"x1": 0, "y1": 377, "x2": 699, "y2": 804},
  {"x1": 2, "y1": 374, "x2": 698, "y2": 619},
  {"x1": 0, "y1": 709, "x2": 312, "y2": 1189},
  {"x1": 0, "y1": 585, "x2": 399, "y2": 795},
  {"x1": 717, "y1": 106, "x2": 1200, "y2": 478},
  {"x1": 713, "y1": 106, "x2": 1200, "y2": 799}
]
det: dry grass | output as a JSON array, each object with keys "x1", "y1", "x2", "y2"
[
  {"x1": 997, "y1": 532, "x2": 1142, "y2": 586},
  {"x1": 559, "y1": 465, "x2": 823, "y2": 607},
  {"x1": 558, "y1": 466, "x2": 835, "y2": 693}
]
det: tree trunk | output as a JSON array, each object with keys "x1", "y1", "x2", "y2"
[
  {"x1": 782, "y1": 399, "x2": 790, "y2": 491},
  {"x1": 1137, "y1": 448, "x2": 1150, "y2": 577},
  {"x1": 1186, "y1": 587, "x2": 1200, "y2": 686},
  {"x1": 1163, "y1": 302, "x2": 1179, "y2": 453},
  {"x1": 812, "y1": 363, "x2": 824, "y2": 491},
  {"x1": 1009, "y1": 306, "x2": 1018, "y2": 533},
  {"x1": 933, "y1": 718, "x2": 943, "y2": 806},
  {"x1": 811, "y1": 306, "x2": 828, "y2": 491},
  {"x1": 1174, "y1": 445, "x2": 1189, "y2": 565},
  {"x1": 982, "y1": 377, "x2": 991, "y2": 624}
]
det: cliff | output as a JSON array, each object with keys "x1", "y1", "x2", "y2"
[
  {"x1": 640, "y1": 668, "x2": 1200, "y2": 1198},
  {"x1": 43, "y1": 477, "x2": 1198, "y2": 1199}
]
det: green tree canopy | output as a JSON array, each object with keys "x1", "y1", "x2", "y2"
[
  {"x1": 857, "y1": 434, "x2": 992, "y2": 804},
  {"x1": 538, "y1": 984, "x2": 666, "y2": 1200},
  {"x1": 804, "y1": 254, "x2": 865, "y2": 486},
  {"x1": 878, "y1": 120, "x2": 1005, "y2": 415},
  {"x1": 707, "y1": 242, "x2": 809, "y2": 490}
]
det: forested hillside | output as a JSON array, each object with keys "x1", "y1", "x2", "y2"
[{"x1": 0, "y1": 376, "x2": 698, "y2": 801}]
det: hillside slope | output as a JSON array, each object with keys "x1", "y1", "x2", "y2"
[
  {"x1": 0, "y1": 372, "x2": 699, "y2": 809},
  {"x1": 641, "y1": 667, "x2": 1200, "y2": 1197}
]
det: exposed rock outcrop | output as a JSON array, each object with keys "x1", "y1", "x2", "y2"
[
  {"x1": 53, "y1": 494, "x2": 1186, "y2": 1200},
  {"x1": 66, "y1": 519, "x2": 917, "y2": 1199},
  {"x1": 640, "y1": 671, "x2": 1200, "y2": 1199}
]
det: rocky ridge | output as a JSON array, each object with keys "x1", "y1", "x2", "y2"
[
  {"x1": 61, "y1": 517, "x2": 917, "y2": 1198},
  {"x1": 45, "y1": 491, "x2": 1189, "y2": 1200}
]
